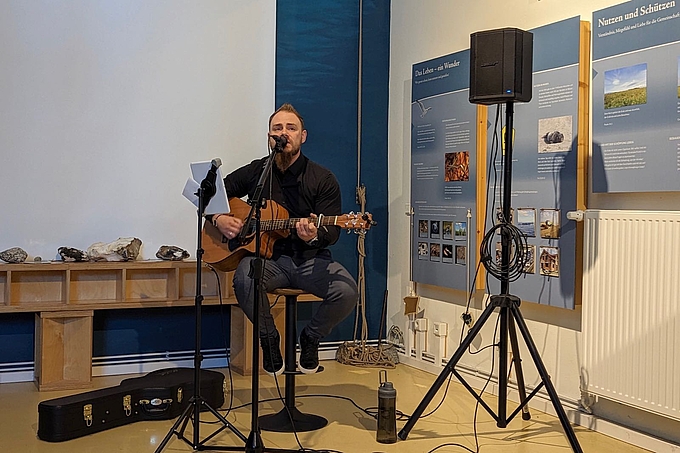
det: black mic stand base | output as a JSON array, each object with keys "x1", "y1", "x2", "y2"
[
  {"x1": 154, "y1": 395, "x2": 247, "y2": 452},
  {"x1": 259, "y1": 406, "x2": 327, "y2": 433}
]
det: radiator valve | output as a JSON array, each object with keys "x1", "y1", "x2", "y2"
[{"x1": 567, "y1": 210, "x2": 584, "y2": 222}]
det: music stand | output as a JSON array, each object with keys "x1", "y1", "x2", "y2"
[
  {"x1": 397, "y1": 102, "x2": 583, "y2": 452},
  {"x1": 155, "y1": 159, "x2": 247, "y2": 452}
]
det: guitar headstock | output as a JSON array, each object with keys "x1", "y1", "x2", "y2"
[{"x1": 336, "y1": 212, "x2": 376, "y2": 232}]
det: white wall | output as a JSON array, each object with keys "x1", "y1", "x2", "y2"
[
  {"x1": 0, "y1": 0, "x2": 276, "y2": 260},
  {"x1": 389, "y1": 0, "x2": 680, "y2": 449}
]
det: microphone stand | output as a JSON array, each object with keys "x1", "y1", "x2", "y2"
[
  {"x1": 239, "y1": 145, "x2": 300, "y2": 453},
  {"x1": 155, "y1": 159, "x2": 247, "y2": 452}
]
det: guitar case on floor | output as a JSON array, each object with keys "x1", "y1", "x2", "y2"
[{"x1": 37, "y1": 367, "x2": 225, "y2": 442}]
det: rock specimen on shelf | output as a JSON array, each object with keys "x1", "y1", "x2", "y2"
[
  {"x1": 87, "y1": 237, "x2": 142, "y2": 261},
  {"x1": 58, "y1": 247, "x2": 89, "y2": 262},
  {"x1": 156, "y1": 245, "x2": 190, "y2": 261},
  {"x1": 0, "y1": 247, "x2": 28, "y2": 263}
]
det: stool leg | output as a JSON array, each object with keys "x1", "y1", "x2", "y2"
[
  {"x1": 284, "y1": 294, "x2": 297, "y2": 408},
  {"x1": 259, "y1": 295, "x2": 327, "y2": 432}
]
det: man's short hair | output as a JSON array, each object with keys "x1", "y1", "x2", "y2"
[{"x1": 269, "y1": 103, "x2": 305, "y2": 130}]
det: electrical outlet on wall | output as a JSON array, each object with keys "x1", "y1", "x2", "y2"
[
  {"x1": 415, "y1": 318, "x2": 428, "y2": 332},
  {"x1": 433, "y1": 322, "x2": 448, "y2": 337}
]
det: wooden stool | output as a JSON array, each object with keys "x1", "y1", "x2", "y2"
[{"x1": 259, "y1": 288, "x2": 327, "y2": 432}]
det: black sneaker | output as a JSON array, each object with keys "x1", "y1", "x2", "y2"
[
  {"x1": 260, "y1": 332, "x2": 284, "y2": 376},
  {"x1": 298, "y1": 328, "x2": 319, "y2": 374}
]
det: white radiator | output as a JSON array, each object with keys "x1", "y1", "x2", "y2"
[{"x1": 582, "y1": 209, "x2": 680, "y2": 421}]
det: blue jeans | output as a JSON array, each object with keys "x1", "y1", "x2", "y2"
[{"x1": 232, "y1": 253, "x2": 358, "y2": 340}]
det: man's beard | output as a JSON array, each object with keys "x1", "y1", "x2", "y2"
[{"x1": 274, "y1": 148, "x2": 300, "y2": 171}]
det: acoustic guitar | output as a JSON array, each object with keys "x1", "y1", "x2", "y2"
[{"x1": 202, "y1": 197, "x2": 374, "y2": 272}]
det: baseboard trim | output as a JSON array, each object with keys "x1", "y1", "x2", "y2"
[
  {"x1": 0, "y1": 341, "x2": 351, "y2": 384},
  {"x1": 0, "y1": 349, "x2": 229, "y2": 384}
]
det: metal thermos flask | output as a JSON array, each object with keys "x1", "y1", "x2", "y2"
[{"x1": 376, "y1": 370, "x2": 397, "y2": 443}]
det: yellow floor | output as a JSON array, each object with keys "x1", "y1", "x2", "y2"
[{"x1": 0, "y1": 361, "x2": 652, "y2": 453}]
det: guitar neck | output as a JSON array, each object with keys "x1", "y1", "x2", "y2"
[{"x1": 261, "y1": 216, "x2": 339, "y2": 232}]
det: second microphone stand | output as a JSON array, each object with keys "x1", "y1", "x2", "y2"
[{"x1": 154, "y1": 161, "x2": 247, "y2": 452}]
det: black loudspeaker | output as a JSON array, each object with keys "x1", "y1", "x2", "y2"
[{"x1": 469, "y1": 28, "x2": 533, "y2": 105}]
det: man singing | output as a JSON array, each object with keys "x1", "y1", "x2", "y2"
[{"x1": 212, "y1": 103, "x2": 358, "y2": 375}]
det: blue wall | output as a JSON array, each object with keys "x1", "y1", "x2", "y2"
[
  {"x1": 276, "y1": 0, "x2": 390, "y2": 342},
  {"x1": 0, "y1": 313, "x2": 34, "y2": 364}
]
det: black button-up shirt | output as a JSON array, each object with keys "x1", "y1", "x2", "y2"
[{"x1": 224, "y1": 153, "x2": 342, "y2": 261}]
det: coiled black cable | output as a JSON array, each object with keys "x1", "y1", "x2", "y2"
[{"x1": 479, "y1": 220, "x2": 528, "y2": 282}]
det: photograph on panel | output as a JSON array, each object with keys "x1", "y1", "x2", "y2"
[
  {"x1": 419, "y1": 219, "x2": 429, "y2": 238},
  {"x1": 430, "y1": 220, "x2": 440, "y2": 239},
  {"x1": 442, "y1": 221, "x2": 453, "y2": 240},
  {"x1": 539, "y1": 246, "x2": 559, "y2": 277},
  {"x1": 604, "y1": 63, "x2": 647, "y2": 109},
  {"x1": 516, "y1": 207, "x2": 536, "y2": 237},
  {"x1": 495, "y1": 206, "x2": 514, "y2": 225},
  {"x1": 430, "y1": 243, "x2": 441, "y2": 262},
  {"x1": 538, "y1": 115, "x2": 572, "y2": 153},
  {"x1": 522, "y1": 244, "x2": 536, "y2": 274},
  {"x1": 442, "y1": 244, "x2": 453, "y2": 264},
  {"x1": 455, "y1": 245, "x2": 466, "y2": 265},
  {"x1": 454, "y1": 221, "x2": 467, "y2": 241},
  {"x1": 495, "y1": 241, "x2": 516, "y2": 266},
  {"x1": 444, "y1": 151, "x2": 470, "y2": 182},
  {"x1": 539, "y1": 208, "x2": 560, "y2": 239},
  {"x1": 418, "y1": 242, "x2": 429, "y2": 260}
]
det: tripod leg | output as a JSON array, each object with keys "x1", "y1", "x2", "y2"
[
  {"x1": 497, "y1": 306, "x2": 509, "y2": 428},
  {"x1": 398, "y1": 300, "x2": 498, "y2": 440},
  {"x1": 200, "y1": 399, "x2": 249, "y2": 443},
  {"x1": 154, "y1": 399, "x2": 194, "y2": 453},
  {"x1": 508, "y1": 317, "x2": 531, "y2": 421},
  {"x1": 510, "y1": 305, "x2": 583, "y2": 453}
]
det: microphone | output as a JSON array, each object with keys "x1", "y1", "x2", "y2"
[
  {"x1": 200, "y1": 157, "x2": 222, "y2": 201},
  {"x1": 269, "y1": 134, "x2": 288, "y2": 152}
]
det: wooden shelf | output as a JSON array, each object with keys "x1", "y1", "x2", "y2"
[
  {"x1": 0, "y1": 260, "x2": 233, "y2": 313},
  {"x1": 0, "y1": 260, "x2": 235, "y2": 391},
  {"x1": 0, "y1": 259, "x2": 321, "y2": 389}
]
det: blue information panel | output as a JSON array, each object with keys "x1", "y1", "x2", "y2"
[
  {"x1": 592, "y1": 0, "x2": 680, "y2": 193},
  {"x1": 411, "y1": 50, "x2": 478, "y2": 291},
  {"x1": 485, "y1": 17, "x2": 582, "y2": 309}
]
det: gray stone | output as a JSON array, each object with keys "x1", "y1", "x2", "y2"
[
  {"x1": 58, "y1": 247, "x2": 89, "y2": 262},
  {"x1": 0, "y1": 247, "x2": 28, "y2": 263},
  {"x1": 87, "y1": 237, "x2": 142, "y2": 261},
  {"x1": 543, "y1": 130, "x2": 564, "y2": 144},
  {"x1": 156, "y1": 245, "x2": 189, "y2": 261}
]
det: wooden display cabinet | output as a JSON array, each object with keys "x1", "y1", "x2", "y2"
[
  {"x1": 0, "y1": 260, "x2": 320, "y2": 388},
  {"x1": 0, "y1": 261, "x2": 232, "y2": 391},
  {"x1": 34, "y1": 311, "x2": 93, "y2": 391}
]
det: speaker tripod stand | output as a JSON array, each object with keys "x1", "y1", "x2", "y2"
[{"x1": 398, "y1": 102, "x2": 583, "y2": 452}]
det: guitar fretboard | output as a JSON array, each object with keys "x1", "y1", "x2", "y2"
[{"x1": 261, "y1": 216, "x2": 339, "y2": 232}]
